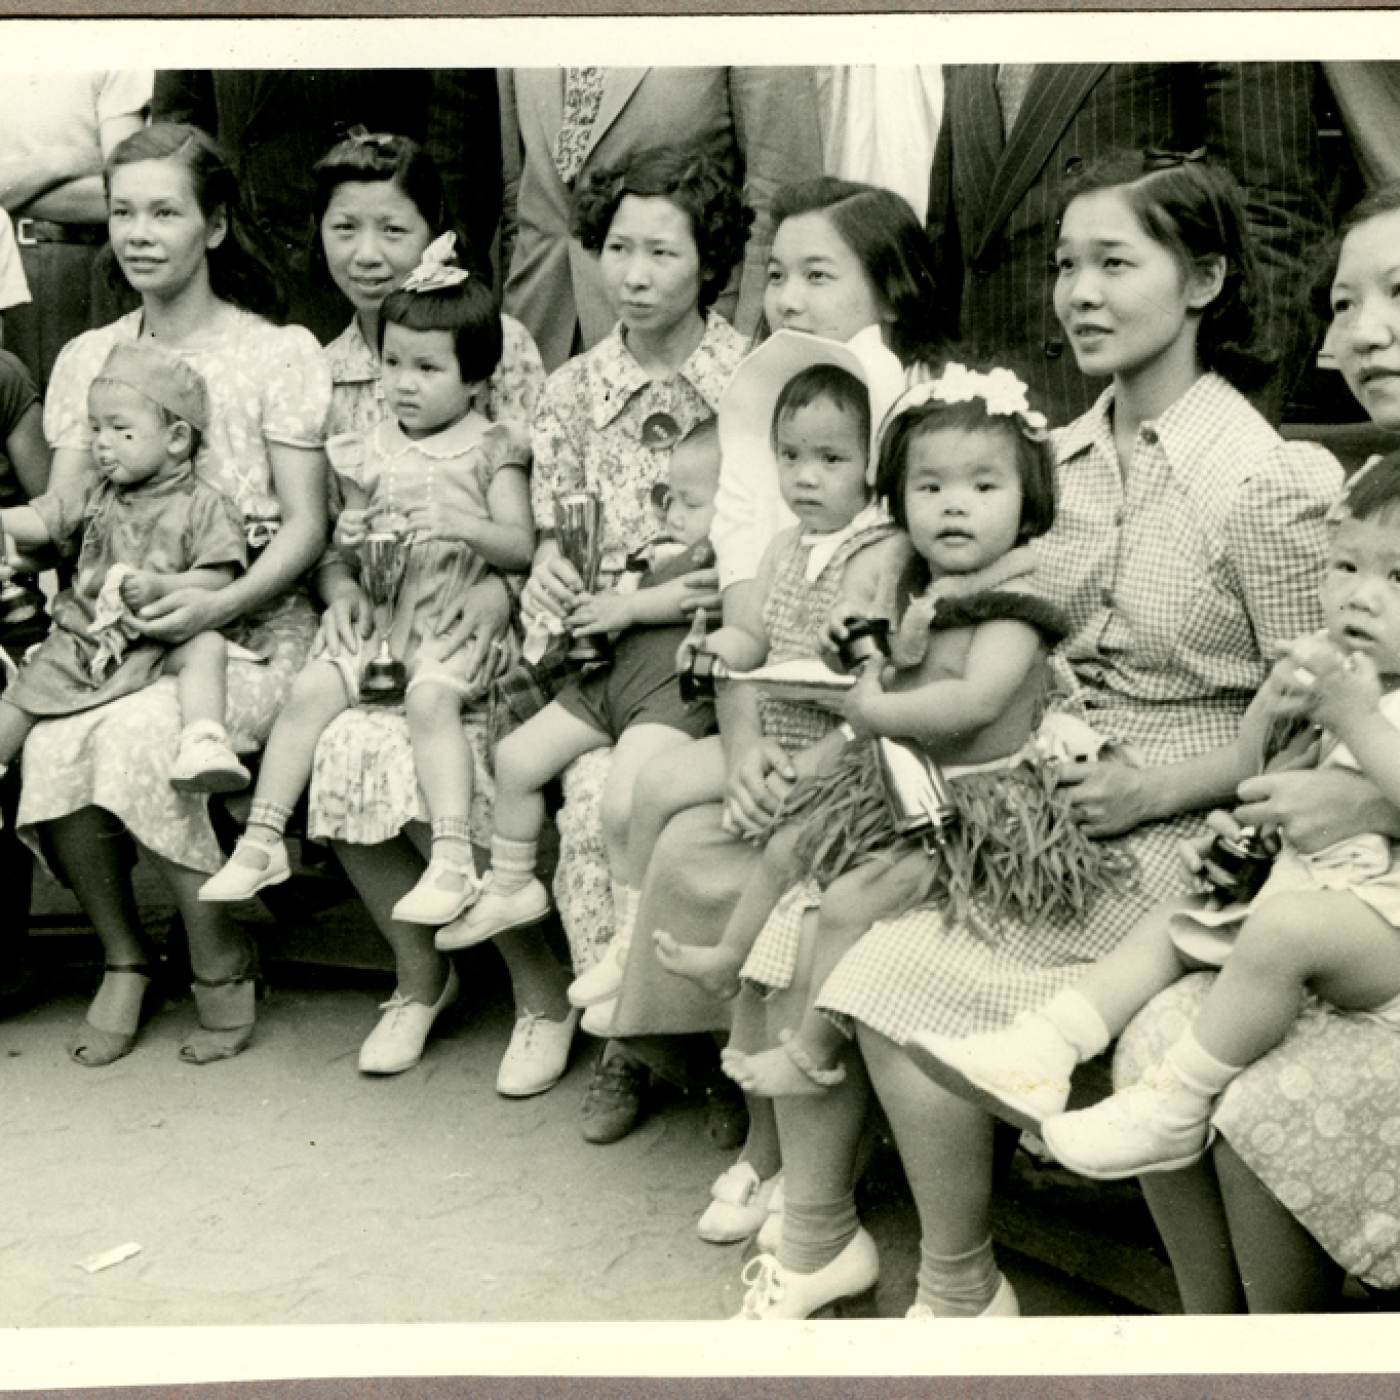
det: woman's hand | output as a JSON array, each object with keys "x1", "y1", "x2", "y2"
[
  {"x1": 723, "y1": 737, "x2": 797, "y2": 840},
  {"x1": 1055, "y1": 759, "x2": 1156, "y2": 838},
  {"x1": 568, "y1": 590, "x2": 633, "y2": 637},
  {"x1": 318, "y1": 584, "x2": 373, "y2": 657},
  {"x1": 671, "y1": 567, "x2": 721, "y2": 618},
  {"x1": 437, "y1": 575, "x2": 513, "y2": 694},
  {"x1": 521, "y1": 553, "x2": 585, "y2": 622},
  {"x1": 333, "y1": 508, "x2": 369, "y2": 552},
  {"x1": 131, "y1": 588, "x2": 231, "y2": 645},
  {"x1": 1234, "y1": 767, "x2": 1383, "y2": 855}
]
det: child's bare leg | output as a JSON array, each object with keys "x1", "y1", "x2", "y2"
[
  {"x1": 729, "y1": 850, "x2": 929, "y2": 1097},
  {"x1": 165, "y1": 631, "x2": 227, "y2": 727},
  {"x1": 655, "y1": 820, "x2": 803, "y2": 1000},
  {"x1": 441, "y1": 701, "x2": 609, "y2": 947},
  {"x1": 199, "y1": 660, "x2": 351, "y2": 899},
  {"x1": 0, "y1": 698, "x2": 35, "y2": 773},
  {"x1": 393, "y1": 677, "x2": 478, "y2": 923},
  {"x1": 1194, "y1": 891, "x2": 1400, "y2": 1065}
]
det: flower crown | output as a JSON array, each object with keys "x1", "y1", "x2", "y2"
[
  {"x1": 400, "y1": 232, "x2": 470, "y2": 294},
  {"x1": 880, "y1": 362, "x2": 1050, "y2": 444}
]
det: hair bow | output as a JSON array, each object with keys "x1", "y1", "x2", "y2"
[
  {"x1": 880, "y1": 362, "x2": 1049, "y2": 444},
  {"x1": 344, "y1": 125, "x2": 397, "y2": 153},
  {"x1": 400, "y1": 232, "x2": 470, "y2": 294}
]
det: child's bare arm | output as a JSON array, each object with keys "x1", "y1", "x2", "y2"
[
  {"x1": 404, "y1": 465, "x2": 535, "y2": 572},
  {"x1": 843, "y1": 618, "x2": 1043, "y2": 745},
  {"x1": 0, "y1": 504, "x2": 53, "y2": 551}
]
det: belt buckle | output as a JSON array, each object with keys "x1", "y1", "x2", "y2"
[{"x1": 15, "y1": 218, "x2": 38, "y2": 248}]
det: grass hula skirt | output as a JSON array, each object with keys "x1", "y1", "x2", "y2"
[{"x1": 777, "y1": 738, "x2": 1136, "y2": 937}]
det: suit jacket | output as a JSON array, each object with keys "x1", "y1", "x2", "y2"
[
  {"x1": 927, "y1": 63, "x2": 1329, "y2": 426},
  {"x1": 154, "y1": 69, "x2": 501, "y2": 343},
  {"x1": 499, "y1": 66, "x2": 824, "y2": 372}
]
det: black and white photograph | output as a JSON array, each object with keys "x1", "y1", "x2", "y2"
[{"x1": 3, "y1": 7, "x2": 1400, "y2": 1391}]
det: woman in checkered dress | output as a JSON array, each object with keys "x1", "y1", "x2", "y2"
[
  {"x1": 728, "y1": 152, "x2": 1343, "y2": 1321},
  {"x1": 1110, "y1": 186, "x2": 1400, "y2": 1311}
]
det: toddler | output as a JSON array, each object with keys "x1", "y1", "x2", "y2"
[
  {"x1": 436, "y1": 417, "x2": 725, "y2": 954},
  {"x1": 910, "y1": 450, "x2": 1400, "y2": 1179},
  {"x1": 0, "y1": 342, "x2": 246, "y2": 797},
  {"x1": 201, "y1": 234, "x2": 533, "y2": 919}
]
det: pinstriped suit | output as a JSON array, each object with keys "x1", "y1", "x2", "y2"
[{"x1": 927, "y1": 63, "x2": 1329, "y2": 426}]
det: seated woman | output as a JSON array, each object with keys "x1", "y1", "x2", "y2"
[
  {"x1": 17, "y1": 121, "x2": 332, "y2": 1065},
  {"x1": 294, "y1": 130, "x2": 552, "y2": 1082}
]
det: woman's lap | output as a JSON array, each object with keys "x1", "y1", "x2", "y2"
[
  {"x1": 1118, "y1": 972, "x2": 1400, "y2": 1291},
  {"x1": 18, "y1": 594, "x2": 316, "y2": 875}
]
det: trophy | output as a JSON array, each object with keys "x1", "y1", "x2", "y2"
[
  {"x1": 1202, "y1": 826, "x2": 1276, "y2": 903},
  {"x1": 359, "y1": 526, "x2": 410, "y2": 705},
  {"x1": 840, "y1": 614, "x2": 958, "y2": 845},
  {"x1": 0, "y1": 521, "x2": 38, "y2": 629},
  {"x1": 553, "y1": 489, "x2": 608, "y2": 663}
]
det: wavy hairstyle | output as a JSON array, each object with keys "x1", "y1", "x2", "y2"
[
  {"x1": 1059, "y1": 149, "x2": 1274, "y2": 392},
  {"x1": 104, "y1": 122, "x2": 288, "y2": 323},
  {"x1": 768, "y1": 177, "x2": 944, "y2": 368},
  {"x1": 308, "y1": 129, "x2": 483, "y2": 287},
  {"x1": 572, "y1": 143, "x2": 754, "y2": 315}
]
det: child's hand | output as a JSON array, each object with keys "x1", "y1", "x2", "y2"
[
  {"x1": 1304, "y1": 646, "x2": 1384, "y2": 736},
  {"x1": 840, "y1": 659, "x2": 887, "y2": 735},
  {"x1": 333, "y1": 508, "x2": 368, "y2": 551},
  {"x1": 119, "y1": 570, "x2": 166, "y2": 612},
  {"x1": 403, "y1": 499, "x2": 477, "y2": 545},
  {"x1": 676, "y1": 608, "x2": 709, "y2": 673},
  {"x1": 1177, "y1": 809, "x2": 1250, "y2": 886},
  {"x1": 568, "y1": 589, "x2": 632, "y2": 636}
]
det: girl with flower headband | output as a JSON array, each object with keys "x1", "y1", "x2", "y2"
[
  {"x1": 725, "y1": 150, "x2": 1340, "y2": 1324},
  {"x1": 201, "y1": 236, "x2": 535, "y2": 1029},
  {"x1": 668, "y1": 360, "x2": 1127, "y2": 1102}
]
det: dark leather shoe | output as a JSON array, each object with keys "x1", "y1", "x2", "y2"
[
  {"x1": 580, "y1": 1046, "x2": 649, "y2": 1144},
  {"x1": 705, "y1": 1076, "x2": 751, "y2": 1150}
]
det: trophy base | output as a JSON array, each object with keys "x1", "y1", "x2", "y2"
[
  {"x1": 566, "y1": 636, "x2": 610, "y2": 665},
  {"x1": 359, "y1": 662, "x2": 409, "y2": 708}
]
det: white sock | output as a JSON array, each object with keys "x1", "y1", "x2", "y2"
[
  {"x1": 1164, "y1": 1026, "x2": 1241, "y2": 1100},
  {"x1": 489, "y1": 835, "x2": 537, "y2": 894},
  {"x1": 1039, "y1": 988, "x2": 1112, "y2": 1061}
]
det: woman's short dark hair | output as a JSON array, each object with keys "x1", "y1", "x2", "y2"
[
  {"x1": 378, "y1": 274, "x2": 502, "y2": 384},
  {"x1": 308, "y1": 129, "x2": 484, "y2": 286},
  {"x1": 104, "y1": 122, "x2": 289, "y2": 322},
  {"x1": 874, "y1": 388, "x2": 1057, "y2": 544},
  {"x1": 1059, "y1": 149, "x2": 1274, "y2": 392},
  {"x1": 771, "y1": 365, "x2": 872, "y2": 468},
  {"x1": 768, "y1": 177, "x2": 944, "y2": 368},
  {"x1": 572, "y1": 144, "x2": 754, "y2": 315}
]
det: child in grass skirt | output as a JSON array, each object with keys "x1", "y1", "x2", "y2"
[{"x1": 684, "y1": 364, "x2": 1135, "y2": 1096}]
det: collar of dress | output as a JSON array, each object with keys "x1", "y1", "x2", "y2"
[
  {"x1": 375, "y1": 408, "x2": 494, "y2": 460},
  {"x1": 588, "y1": 311, "x2": 738, "y2": 431}
]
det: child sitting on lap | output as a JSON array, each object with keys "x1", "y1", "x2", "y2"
[
  {"x1": 200, "y1": 234, "x2": 533, "y2": 918},
  {"x1": 436, "y1": 416, "x2": 725, "y2": 953},
  {"x1": 0, "y1": 342, "x2": 247, "y2": 797},
  {"x1": 910, "y1": 451, "x2": 1400, "y2": 1180}
]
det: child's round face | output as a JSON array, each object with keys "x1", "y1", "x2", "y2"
[
  {"x1": 1329, "y1": 209, "x2": 1400, "y2": 432},
  {"x1": 381, "y1": 321, "x2": 474, "y2": 439},
  {"x1": 1053, "y1": 186, "x2": 1211, "y2": 386},
  {"x1": 1320, "y1": 512, "x2": 1400, "y2": 677},
  {"x1": 774, "y1": 395, "x2": 870, "y2": 534},
  {"x1": 600, "y1": 194, "x2": 704, "y2": 341},
  {"x1": 321, "y1": 179, "x2": 434, "y2": 319},
  {"x1": 902, "y1": 424, "x2": 1025, "y2": 576},
  {"x1": 663, "y1": 438, "x2": 720, "y2": 548},
  {"x1": 87, "y1": 381, "x2": 180, "y2": 487},
  {"x1": 764, "y1": 211, "x2": 885, "y2": 344}
]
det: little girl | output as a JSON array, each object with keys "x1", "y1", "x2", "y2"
[
  {"x1": 669, "y1": 364, "x2": 1127, "y2": 1098},
  {"x1": 201, "y1": 235, "x2": 533, "y2": 919},
  {"x1": 913, "y1": 449, "x2": 1400, "y2": 1181},
  {"x1": 436, "y1": 415, "x2": 723, "y2": 953},
  {"x1": 0, "y1": 342, "x2": 247, "y2": 797}
]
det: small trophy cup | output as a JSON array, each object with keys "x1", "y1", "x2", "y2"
[
  {"x1": 0, "y1": 521, "x2": 38, "y2": 630},
  {"x1": 1203, "y1": 826, "x2": 1276, "y2": 903},
  {"x1": 359, "y1": 528, "x2": 410, "y2": 705},
  {"x1": 842, "y1": 614, "x2": 958, "y2": 845},
  {"x1": 553, "y1": 489, "x2": 608, "y2": 663}
]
